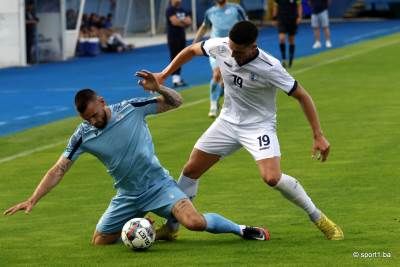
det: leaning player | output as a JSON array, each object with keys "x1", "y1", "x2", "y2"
[
  {"x1": 155, "y1": 21, "x2": 344, "y2": 241},
  {"x1": 4, "y1": 71, "x2": 269, "y2": 244},
  {"x1": 192, "y1": 0, "x2": 247, "y2": 118}
]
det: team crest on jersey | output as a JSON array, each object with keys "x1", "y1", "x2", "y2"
[
  {"x1": 250, "y1": 72, "x2": 257, "y2": 81},
  {"x1": 218, "y1": 46, "x2": 227, "y2": 54},
  {"x1": 116, "y1": 113, "x2": 124, "y2": 122}
]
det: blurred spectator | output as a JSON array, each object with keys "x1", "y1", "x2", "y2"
[
  {"x1": 25, "y1": 1, "x2": 39, "y2": 64},
  {"x1": 272, "y1": 0, "x2": 302, "y2": 68},
  {"x1": 78, "y1": 11, "x2": 133, "y2": 56},
  {"x1": 105, "y1": 13, "x2": 113, "y2": 29},
  {"x1": 166, "y1": 0, "x2": 192, "y2": 88},
  {"x1": 309, "y1": 0, "x2": 332, "y2": 49},
  {"x1": 66, "y1": 8, "x2": 78, "y2": 29},
  {"x1": 81, "y1": 13, "x2": 89, "y2": 29}
]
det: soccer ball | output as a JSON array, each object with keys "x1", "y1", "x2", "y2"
[{"x1": 121, "y1": 218, "x2": 155, "y2": 250}]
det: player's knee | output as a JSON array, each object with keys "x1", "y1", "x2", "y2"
[
  {"x1": 182, "y1": 162, "x2": 201, "y2": 179},
  {"x1": 212, "y1": 72, "x2": 221, "y2": 83},
  {"x1": 91, "y1": 232, "x2": 117, "y2": 245},
  {"x1": 261, "y1": 172, "x2": 282, "y2": 187},
  {"x1": 181, "y1": 213, "x2": 206, "y2": 231}
]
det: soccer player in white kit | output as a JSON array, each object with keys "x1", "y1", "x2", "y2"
[{"x1": 155, "y1": 21, "x2": 344, "y2": 241}]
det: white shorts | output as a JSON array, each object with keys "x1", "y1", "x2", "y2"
[
  {"x1": 194, "y1": 118, "x2": 281, "y2": 161},
  {"x1": 311, "y1": 10, "x2": 329, "y2": 28}
]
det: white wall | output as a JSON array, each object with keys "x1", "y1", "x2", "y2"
[{"x1": 0, "y1": 0, "x2": 26, "y2": 68}]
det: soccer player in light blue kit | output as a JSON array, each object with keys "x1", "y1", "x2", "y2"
[
  {"x1": 193, "y1": 0, "x2": 247, "y2": 118},
  {"x1": 4, "y1": 71, "x2": 269, "y2": 244}
]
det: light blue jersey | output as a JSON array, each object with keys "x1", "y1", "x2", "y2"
[
  {"x1": 64, "y1": 97, "x2": 188, "y2": 233},
  {"x1": 64, "y1": 97, "x2": 172, "y2": 195},
  {"x1": 204, "y1": 3, "x2": 247, "y2": 38}
]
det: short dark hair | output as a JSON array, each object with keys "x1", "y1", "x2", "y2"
[
  {"x1": 75, "y1": 89, "x2": 97, "y2": 113},
  {"x1": 229, "y1": 21, "x2": 258, "y2": 46}
]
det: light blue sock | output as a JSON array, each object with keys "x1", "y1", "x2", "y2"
[
  {"x1": 203, "y1": 213, "x2": 242, "y2": 236},
  {"x1": 210, "y1": 80, "x2": 219, "y2": 102},
  {"x1": 215, "y1": 83, "x2": 223, "y2": 102}
]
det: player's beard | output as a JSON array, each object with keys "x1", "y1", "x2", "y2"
[{"x1": 94, "y1": 109, "x2": 108, "y2": 129}]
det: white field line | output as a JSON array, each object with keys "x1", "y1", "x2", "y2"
[
  {"x1": 0, "y1": 39, "x2": 398, "y2": 165},
  {"x1": 0, "y1": 141, "x2": 66, "y2": 164},
  {"x1": 292, "y1": 39, "x2": 400, "y2": 75}
]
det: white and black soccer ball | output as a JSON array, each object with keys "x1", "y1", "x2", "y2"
[{"x1": 121, "y1": 218, "x2": 155, "y2": 250}]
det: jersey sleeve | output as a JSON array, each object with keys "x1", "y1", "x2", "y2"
[
  {"x1": 267, "y1": 64, "x2": 298, "y2": 95},
  {"x1": 236, "y1": 4, "x2": 248, "y2": 21},
  {"x1": 200, "y1": 37, "x2": 226, "y2": 58},
  {"x1": 63, "y1": 125, "x2": 85, "y2": 161},
  {"x1": 128, "y1": 97, "x2": 158, "y2": 117}
]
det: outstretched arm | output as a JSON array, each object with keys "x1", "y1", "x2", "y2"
[
  {"x1": 155, "y1": 43, "x2": 205, "y2": 84},
  {"x1": 4, "y1": 156, "x2": 73, "y2": 215},
  {"x1": 291, "y1": 84, "x2": 330, "y2": 161},
  {"x1": 193, "y1": 23, "x2": 208, "y2": 44},
  {"x1": 136, "y1": 70, "x2": 183, "y2": 113}
]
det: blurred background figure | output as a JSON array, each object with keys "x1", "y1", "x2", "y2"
[
  {"x1": 166, "y1": 0, "x2": 192, "y2": 88},
  {"x1": 309, "y1": 0, "x2": 332, "y2": 49},
  {"x1": 193, "y1": 0, "x2": 247, "y2": 118},
  {"x1": 25, "y1": 0, "x2": 39, "y2": 64},
  {"x1": 273, "y1": 0, "x2": 302, "y2": 68}
]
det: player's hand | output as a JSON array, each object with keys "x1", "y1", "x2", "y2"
[
  {"x1": 135, "y1": 70, "x2": 161, "y2": 93},
  {"x1": 296, "y1": 17, "x2": 301, "y2": 25},
  {"x1": 272, "y1": 20, "x2": 278, "y2": 27},
  {"x1": 312, "y1": 135, "x2": 330, "y2": 162},
  {"x1": 4, "y1": 200, "x2": 35, "y2": 216}
]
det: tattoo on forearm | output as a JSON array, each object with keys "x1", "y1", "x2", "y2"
[{"x1": 159, "y1": 85, "x2": 182, "y2": 107}]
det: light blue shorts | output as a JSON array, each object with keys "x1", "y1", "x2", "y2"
[
  {"x1": 209, "y1": 57, "x2": 218, "y2": 69},
  {"x1": 96, "y1": 179, "x2": 187, "y2": 234}
]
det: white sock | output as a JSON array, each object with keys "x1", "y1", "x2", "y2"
[
  {"x1": 172, "y1": 75, "x2": 181, "y2": 84},
  {"x1": 166, "y1": 174, "x2": 199, "y2": 231},
  {"x1": 274, "y1": 173, "x2": 321, "y2": 222},
  {"x1": 210, "y1": 101, "x2": 217, "y2": 111},
  {"x1": 177, "y1": 174, "x2": 199, "y2": 200}
]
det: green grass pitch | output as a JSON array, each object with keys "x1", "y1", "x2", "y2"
[{"x1": 1, "y1": 33, "x2": 399, "y2": 266}]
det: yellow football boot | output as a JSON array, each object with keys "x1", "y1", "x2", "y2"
[
  {"x1": 155, "y1": 224, "x2": 179, "y2": 241},
  {"x1": 314, "y1": 213, "x2": 344, "y2": 240}
]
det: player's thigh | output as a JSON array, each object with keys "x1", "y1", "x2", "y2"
[
  {"x1": 146, "y1": 179, "x2": 188, "y2": 218},
  {"x1": 188, "y1": 119, "x2": 241, "y2": 177},
  {"x1": 183, "y1": 148, "x2": 221, "y2": 178},
  {"x1": 237, "y1": 124, "x2": 281, "y2": 162},
  {"x1": 95, "y1": 193, "x2": 146, "y2": 240},
  {"x1": 194, "y1": 118, "x2": 241, "y2": 159},
  {"x1": 171, "y1": 199, "x2": 206, "y2": 231}
]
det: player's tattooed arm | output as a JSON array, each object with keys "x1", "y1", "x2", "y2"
[
  {"x1": 4, "y1": 156, "x2": 74, "y2": 216},
  {"x1": 156, "y1": 85, "x2": 183, "y2": 113},
  {"x1": 135, "y1": 70, "x2": 183, "y2": 113}
]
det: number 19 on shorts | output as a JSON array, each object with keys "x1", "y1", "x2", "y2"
[{"x1": 257, "y1": 135, "x2": 270, "y2": 150}]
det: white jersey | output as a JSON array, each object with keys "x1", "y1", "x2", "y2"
[{"x1": 201, "y1": 37, "x2": 297, "y2": 127}]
